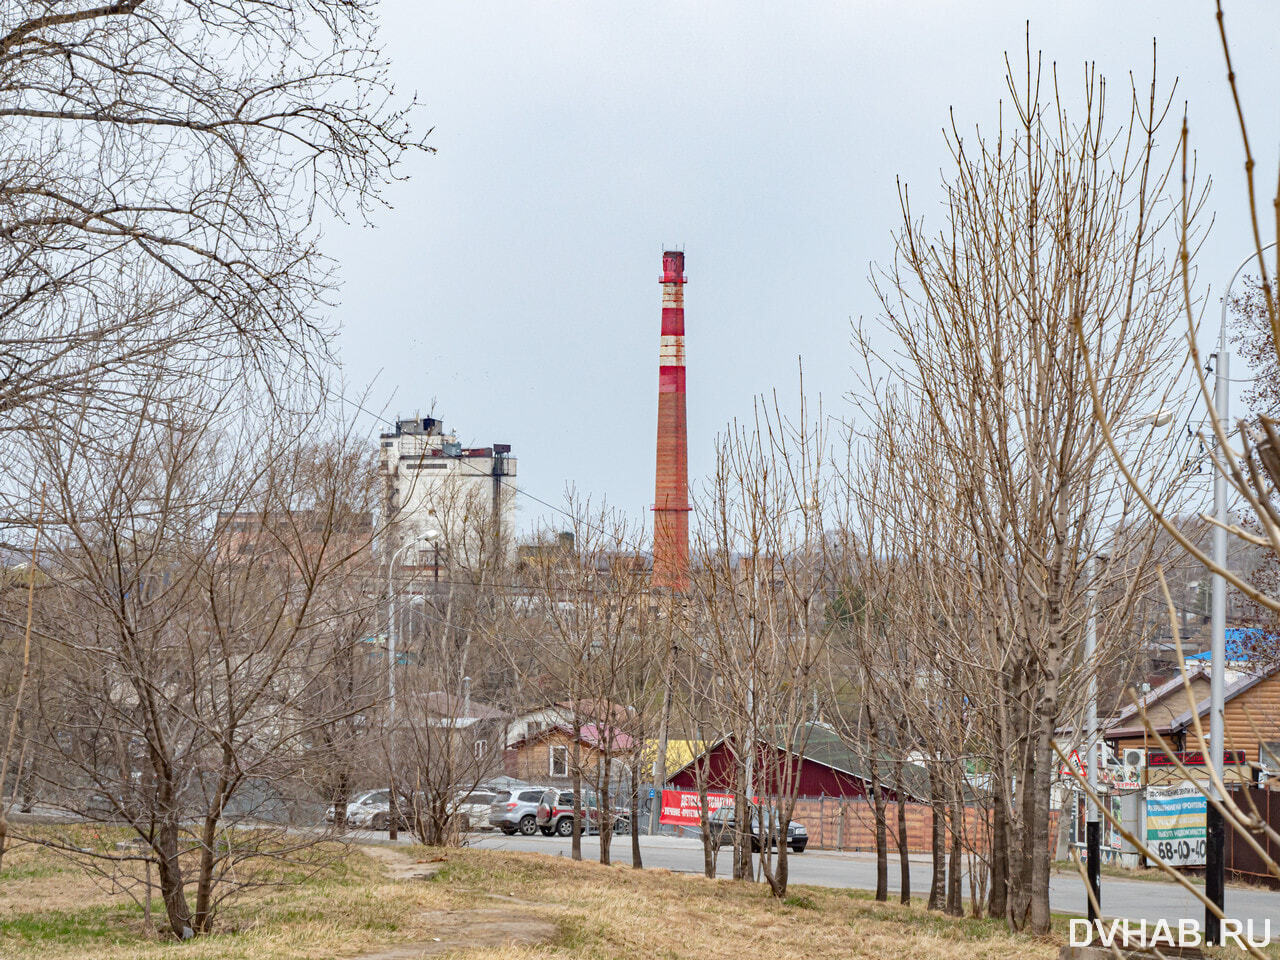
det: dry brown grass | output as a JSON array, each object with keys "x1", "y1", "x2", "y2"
[
  {"x1": 430, "y1": 852, "x2": 1058, "y2": 960},
  {"x1": 0, "y1": 829, "x2": 1059, "y2": 960}
]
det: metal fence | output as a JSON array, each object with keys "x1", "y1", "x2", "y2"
[{"x1": 1225, "y1": 787, "x2": 1280, "y2": 888}]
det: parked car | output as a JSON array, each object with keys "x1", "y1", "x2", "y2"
[
  {"x1": 326, "y1": 789, "x2": 390, "y2": 828},
  {"x1": 489, "y1": 786, "x2": 550, "y2": 836},
  {"x1": 707, "y1": 803, "x2": 808, "y2": 853},
  {"x1": 536, "y1": 789, "x2": 632, "y2": 837},
  {"x1": 356, "y1": 794, "x2": 400, "y2": 831},
  {"x1": 454, "y1": 789, "x2": 496, "y2": 831},
  {"x1": 353, "y1": 788, "x2": 504, "y2": 833}
]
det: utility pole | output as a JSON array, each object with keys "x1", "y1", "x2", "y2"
[
  {"x1": 1205, "y1": 331, "x2": 1227, "y2": 946},
  {"x1": 386, "y1": 550, "x2": 400, "y2": 841},
  {"x1": 1079, "y1": 413, "x2": 1172, "y2": 921},
  {"x1": 1207, "y1": 254, "x2": 1239, "y2": 943},
  {"x1": 1086, "y1": 556, "x2": 1101, "y2": 922},
  {"x1": 385, "y1": 530, "x2": 439, "y2": 842},
  {"x1": 1204, "y1": 242, "x2": 1275, "y2": 941},
  {"x1": 647, "y1": 616, "x2": 675, "y2": 835}
]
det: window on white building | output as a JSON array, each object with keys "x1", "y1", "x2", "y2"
[
  {"x1": 549, "y1": 745, "x2": 568, "y2": 778},
  {"x1": 474, "y1": 739, "x2": 488, "y2": 760}
]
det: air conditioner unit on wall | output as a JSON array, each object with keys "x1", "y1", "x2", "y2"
[{"x1": 1123, "y1": 748, "x2": 1146, "y2": 769}]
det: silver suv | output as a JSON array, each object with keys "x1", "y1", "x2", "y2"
[{"x1": 489, "y1": 786, "x2": 549, "y2": 836}]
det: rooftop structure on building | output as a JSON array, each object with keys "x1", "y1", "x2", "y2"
[{"x1": 379, "y1": 415, "x2": 517, "y2": 569}]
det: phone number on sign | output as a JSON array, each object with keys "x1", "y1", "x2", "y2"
[{"x1": 1152, "y1": 838, "x2": 1205, "y2": 864}]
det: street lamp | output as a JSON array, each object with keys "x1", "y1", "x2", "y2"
[
  {"x1": 1206, "y1": 240, "x2": 1275, "y2": 943},
  {"x1": 385, "y1": 528, "x2": 440, "y2": 841},
  {"x1": 1085, "y1": 408, "x2": 1174, "y2": 921}
]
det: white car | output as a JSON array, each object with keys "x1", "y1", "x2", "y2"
[
  {"x1": 454, "y1": 789, "x2": 497, "y2": 831},
  {"x1": 341, "y1": 788, "x2": 500, "y2": 833},
  {"x1": 326, "y1": 789, "x2": 390, "y2": 829}
]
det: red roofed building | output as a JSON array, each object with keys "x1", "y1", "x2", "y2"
[
  {"x1": 667, "y1": 723, "x2": 929, "y2": 801},
  {"x1": 503, "y1": 721, "x2": 635, "y2": 788}
]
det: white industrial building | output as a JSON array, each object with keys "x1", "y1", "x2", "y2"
[{"x1": 379, "y1": 416, "x2": 517, "y2": 572}]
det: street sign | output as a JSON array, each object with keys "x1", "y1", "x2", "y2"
[{"x1": 1059, "y1": 750, "x2": 1085, "y2": 779}]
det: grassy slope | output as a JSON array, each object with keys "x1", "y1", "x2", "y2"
[{"x1": 0, "y1": 830, "x2": 1058, "y2": 960}]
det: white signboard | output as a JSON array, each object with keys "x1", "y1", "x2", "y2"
[{"x1": 1145, "y1": 783, "x2": 1207, "y2": 867}]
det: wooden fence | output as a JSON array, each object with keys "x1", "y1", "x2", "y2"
[{"x1": 791, "y1": 795, "x2": 1059, "y2": 856}]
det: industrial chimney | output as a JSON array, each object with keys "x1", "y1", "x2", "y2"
[{"x1": 652, "y1": 250, "x2": 690, "y2": 592}]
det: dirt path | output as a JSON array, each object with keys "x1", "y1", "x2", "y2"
[{"x1": 351, "y1": 846, "x2": 558, "y2": 960}]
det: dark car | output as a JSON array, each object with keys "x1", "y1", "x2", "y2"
[
  {"x1": 707, "y1": 802, "x2": 808, "y2": 853},
  {"x1": 536, "y1": 789, "x2": 631, "y2": 837}
]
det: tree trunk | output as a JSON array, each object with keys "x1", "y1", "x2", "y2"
[
  {"x1": 571, "y1": 736, "x2": 583, "y2": 861},
  {"x1": 1026, "y1": 614, "x2": 1063, "y2": 936},
  {"x1": 946, "y1": 783, "x2": 963, "y2": 916},
  {"x1": 988, "y1": 786, "x2": 1008, "y2": 920},
  {"x1": 873, "y1": 773, "x2": 888, "y2": 902},
  {"x1": 599, "y1": 756, "x2": 612, "y2": 866},
  {"x1": 629, "y1": 759, "x2": 643, "y2": 869},
  {"x1": 765, "y1": 831, "x2": 789, "y2": 898},
  {"x1": 698, "y1": 775, "x2": 715, "y2": 878},
  {"x1": 865, "y1": 701, "x2": 887, "y2": 902},
  {"x1": 333, "y1": 767, "x2": 351, "y2": 830},
  {"x1": 733, "y1": 747, "x2": 750, "y2": 881},
  {"x1": 927, "y1": 766, "x2": 945, "y2": 911},
  {"x1": 193, "y1": 813, "x2": 219, "y2": 933},
  {"x1": 1007, "y1": 683, "x2": 1036, "y2": 930},
  {"x1": 154, "y1": 819, "x2": 194, "y2": 940},
  {"x1": 894, "y1": 756, "x2": 910, "y2": 904},
  {"x1": 193, "y1": 747, "x2": 235, "y2": 933},
  {"x1": 1028, "y1": 715, "x2": 1056, "y2": 934}
]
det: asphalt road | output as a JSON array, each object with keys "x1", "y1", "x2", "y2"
[
  {"x1": 433, "y1": 831, "x2": 1280, "y2": 929},
  {"x1": 22, "y1": 806, "x2": 1277, "y2": 930}
]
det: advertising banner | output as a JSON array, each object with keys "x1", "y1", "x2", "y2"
[
  {"x1": 1145, "y1": 783, "x2": 1207, "y2": 866},
  {"x1": 659, "y1": 789, "x2": 737, "y2": 826}
]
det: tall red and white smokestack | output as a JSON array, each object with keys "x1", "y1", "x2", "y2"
[{"x1": 652, "y1": 250, "x2": 690, "y2": 593}]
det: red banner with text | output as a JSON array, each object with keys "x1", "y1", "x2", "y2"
[{"x1": 660, "y1": 789, "x2": 754, "y2": 826}]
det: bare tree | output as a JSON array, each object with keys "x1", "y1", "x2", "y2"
[
  {"x1": 667, "y1": 619, "x2": 725, "y2": 879},
  {"x1": 520, "y1": 496, "x2": 651, "y2": 865},
  {"x1": 0, "y1": 1, "x2": 425, "y2": 434},
  {"x1": 856, "y1": 42, "x2": 1197, "y2": 932},
  {"x1": 0, "y1": 486, "x2": 42, "y2": 871},
  {"x1": 1059, "y1": 10, "x2": 1280, "y2": 951},
  {"x1": 691, "y1": 382, "x2": 831, "y2": 898},
  {"x1": 8, "y1": 390, "x2": 383, "y2": 940},
  {"x1": 294, "y1": 444, "x2": 385, "y2": 832}
]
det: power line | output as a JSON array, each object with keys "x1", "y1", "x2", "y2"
[{"x1": 327, "y1": 385, "x2": 660, "y2": 557}]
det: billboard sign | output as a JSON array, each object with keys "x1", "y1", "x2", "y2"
[
  {"x1": 1145, "y1": 783, "x2": 1207, "y2": 866},
  {"x1": 659, "y1": 789, "x2": 742, "y2": 826},
  {"x1": 1146, "y1": 749, "x2": 1246, "y2": 768}
]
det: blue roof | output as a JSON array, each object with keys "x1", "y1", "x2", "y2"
[{"x1": 1187, "y1": 627, "x2": 1274, "y2": 662}]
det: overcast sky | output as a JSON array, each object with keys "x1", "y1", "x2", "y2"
[{"x1": 326, "y1": 2, "x2": 1279, "y2": 537}]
